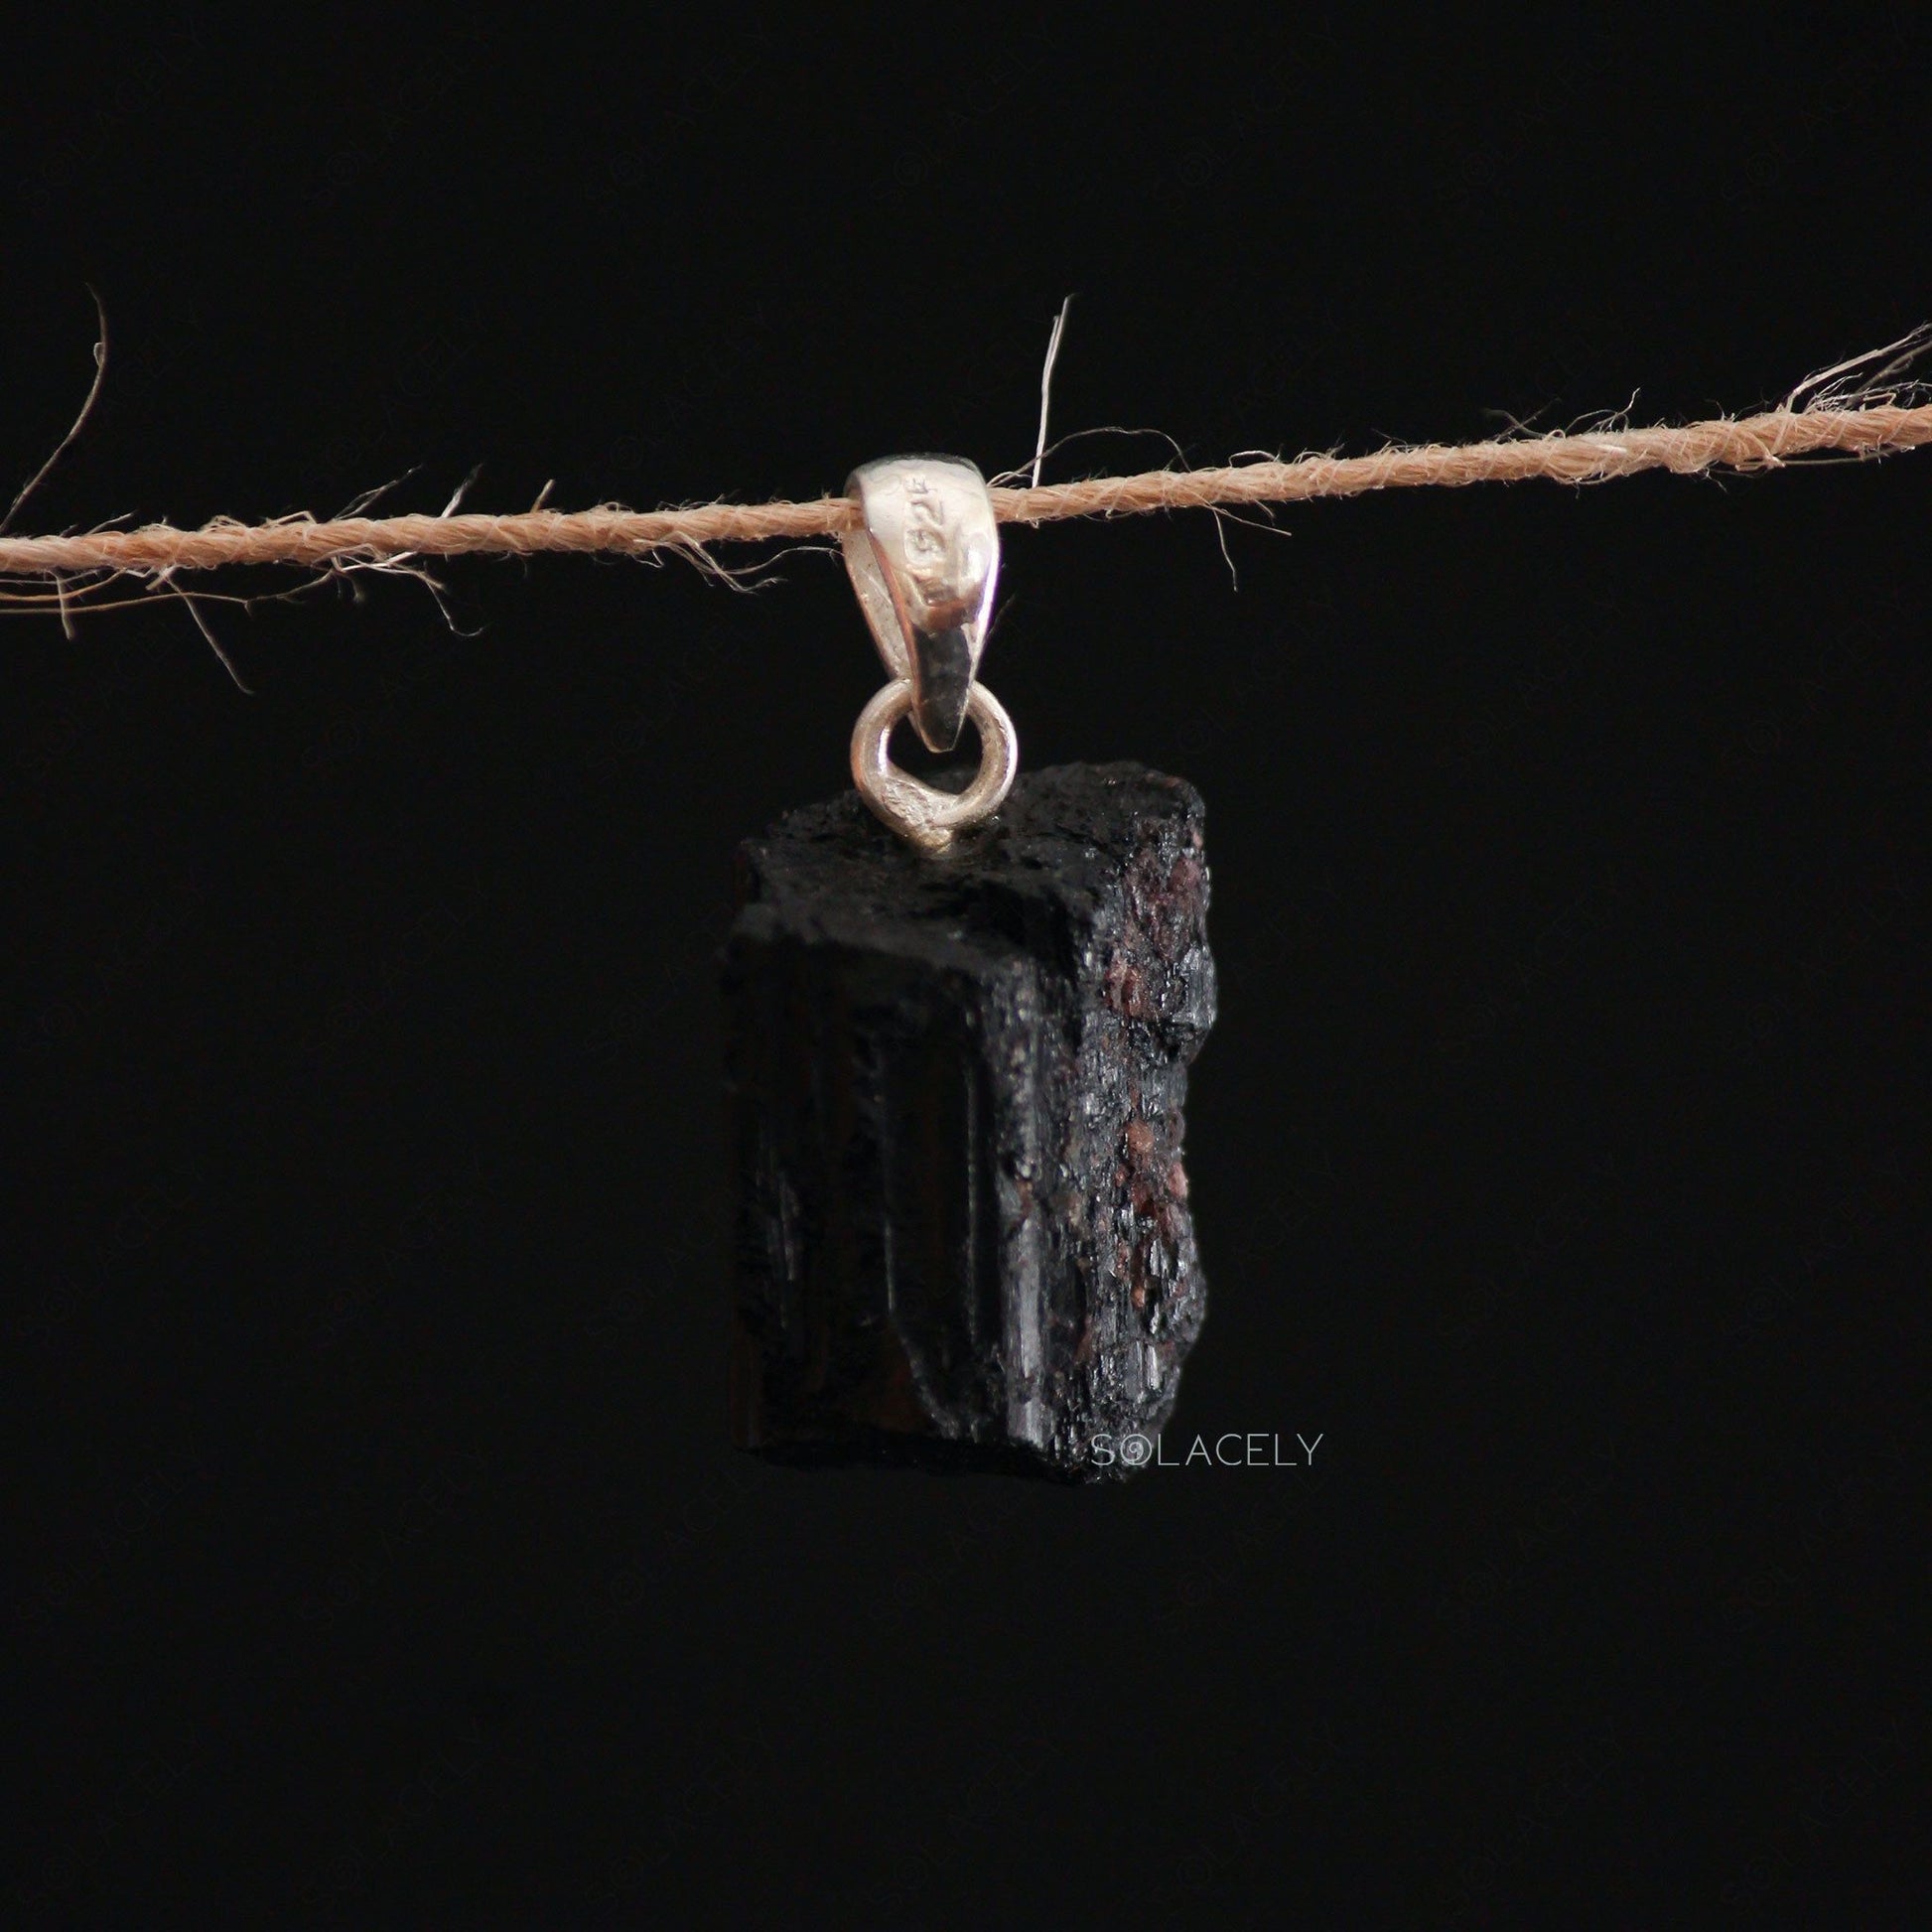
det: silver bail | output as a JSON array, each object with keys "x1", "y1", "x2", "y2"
[{"x1": 842, "y1": 455, "x2": 1000, "y2": 754}]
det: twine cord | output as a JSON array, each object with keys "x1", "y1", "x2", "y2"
[
  {"x1": 6, "y1": 400, "x2": 1931, "y2": 582},
  {"x1": 2, "y1": 325, "x2": 1929, "y2": 597}
]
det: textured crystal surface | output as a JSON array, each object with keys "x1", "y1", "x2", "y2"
[{"x1": 724, "y1": 762, "x2": 1216, "y2": 1480}]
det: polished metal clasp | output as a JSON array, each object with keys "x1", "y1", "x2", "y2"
[
  {"x1": 842, "y1": 455, "x2": 1018, "y2": 851},
  {"x1": 844, "y1": 456, "x2": 999, "y2": 752}
]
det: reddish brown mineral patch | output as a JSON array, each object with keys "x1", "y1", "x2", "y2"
[
  {"x1": 1102, "y1": 951, "x2": 1152, "y2": 1020},
  {"x1": 1124, "y1": 844, "x2": 1206, "y2": 962}
]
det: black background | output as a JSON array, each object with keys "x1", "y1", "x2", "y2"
[{"x1": 9, "y1": 14, "x2": 1928, "y2": 1925}]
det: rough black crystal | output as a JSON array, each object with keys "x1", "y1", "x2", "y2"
[{"x1": 724, "y1": 761, "x2": 1216, "y2": 1481}]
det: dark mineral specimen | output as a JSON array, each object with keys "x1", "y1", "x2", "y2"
[{"x1": 725, "y1": 761, "x2": 1216, "y2": 1481}]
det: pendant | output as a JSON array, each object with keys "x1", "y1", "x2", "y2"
[{"x1": 724, "y1": 458, "x2": 1217, "y2": 1480}]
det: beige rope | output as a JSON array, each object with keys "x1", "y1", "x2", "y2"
[{"x1": 3, "y1": 399, "x2": 1931, "y2": 582}]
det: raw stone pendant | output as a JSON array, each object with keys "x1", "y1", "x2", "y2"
[{"x1": 725, "y1": 760, "x2": 1216, "y2": 1480}]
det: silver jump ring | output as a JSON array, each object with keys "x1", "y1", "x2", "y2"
[{"x1": 850, "y1": 678, "x2": 1018, "y2": 853}]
